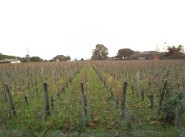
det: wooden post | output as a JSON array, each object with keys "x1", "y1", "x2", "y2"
[
  {"x1": 131, "y1": 85, "x2": 134, "y2": 94},
  {"x1": 136, "y1": 72, "x2": 140, "y2": 97},
  {"x1": 121, "y1": 81, "x2": 127, "y2": 115},
  {"x1": 150, "y1": 94, "x2": 153, "y2": 109},
  {"x1": 141, "y1": 89, "x2": 144, "y2": 101},
  {"x1": 36, "y1": 87, "x2": 39, "y2": 98},
  {"x1": 24, "y1": 96, "x2": 29, "y2": 105},
  {"x1": 66, "y1": 82, "x2": 68, "y2": 88},
  {"x1": 41, "y1": 67, "x2": 44, "y2": 75},
  {"x1": 115, "y1": 95, "x2": 119, "y2": 109},
  {"x1": 81, "y1": 82, "x2": 87, "y2": 126},
  {"x1": 5, "y1": 84, "x2": 16, "y2": 116},
  {"x1": 44, "y1": 83, "x2": 50, "y2": 118},
  {"x1": 4, "y1": 85, "x2": 8, "y2": 103},
  {"x1": 51, "y1": 96, "x2": 54, "y2": 110},
  {"x1": 158, "y1": 79, "x2": 167, "y2": 115},
  {"x1": 147, "y1": 93, "x2": 153, "y2": 109}
]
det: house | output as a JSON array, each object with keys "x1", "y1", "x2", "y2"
[
  {"x1": 131, "y1": 51, "x2": 164, "y2": 60},
  {"x1": 0, "y1": 59, "x2": 21, "y2": 64}
]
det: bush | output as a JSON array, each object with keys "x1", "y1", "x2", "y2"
[{"x1": 161, "y1": 90, "x2": 184, "y2": 124}]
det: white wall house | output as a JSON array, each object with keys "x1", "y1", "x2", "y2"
[{"x1": 0, "y1": 59, "x2": 21, "y2": 63}]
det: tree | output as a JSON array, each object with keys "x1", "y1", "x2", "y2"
[
  {"x1": 166, "y1": 45, "x2": 184, "y2": 56},
  {"x1": 91, "y1": 44, "x2": 109, "y2": 60},
  {"x1": 116, "y1": 48, "x2": 134, "y2": 59},
  {"x1": 30, "y1": 56, "x2": 43, "y2": 62},
  {"x1": 51, "y1": 55, "x2": 71, "y2": 61},
  {"x1": 0, "y1": 53, "x2": 23, "y2": 61},
  {"x1": 65, "y1": 56, "x2": 71, "y2": 61}
]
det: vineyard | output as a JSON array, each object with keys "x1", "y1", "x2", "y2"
[{"x1": 0, "y1": 60, "x2": 185, "y2": 136}]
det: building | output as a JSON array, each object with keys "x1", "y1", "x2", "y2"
[
  {"x1": 131, "y1": 51, "x2": 165, "y2": 60},
  {"x1": 0, "y1": 59, "x2": 21, "y2": 64}
]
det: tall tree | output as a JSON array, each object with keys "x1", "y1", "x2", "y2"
[
  {"x1": 51, "y1": 55, "x2": 71, "y2": 61},
  {"x1": 166, "y1": 45, "x2": 184, "y2": 56},
  {"x1": 91, "y1": 44, "x2": 109, "y2": 60},
  {"x1": 30, "y1": 56, "x2": 43, "y2": 62},
  {"x1": 116, "y1": 48, "x2": 134, "y2": 59}
]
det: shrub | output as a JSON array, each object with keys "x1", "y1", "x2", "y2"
[{"x1": 161, "y1": 90, "x2": 185, "y2": 124}]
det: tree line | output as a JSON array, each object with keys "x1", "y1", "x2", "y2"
[
  {"x1": 91, "y1": 44, "x2": 185, "y2": 60},
  {"x1": 0, "y1": 54, "x2": 71, "y2": 62},
  {"x1": 1, "y1": 44, "x2": 184, "y2": 62}
]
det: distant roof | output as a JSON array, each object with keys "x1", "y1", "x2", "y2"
[
  {"x1": 141, "y1": 51, "x2": 158, "y2": 54},
  {"x1": 131, "y1": 51, "x2": 166, "y2": 59}
]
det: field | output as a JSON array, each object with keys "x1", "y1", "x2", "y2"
[{"x1": 0, "y1": 60, "x2": 185, "y2": 137}]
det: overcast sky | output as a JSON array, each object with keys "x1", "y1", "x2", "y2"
[{"x1": 0, "y1": 0, "x2": 185, "y2": 60}]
